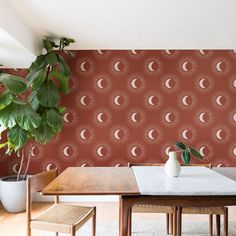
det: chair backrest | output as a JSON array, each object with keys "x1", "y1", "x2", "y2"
[
  {"x1": 28, "y1": 169, "x2": 58, "y2": 194},
  {"x1": 128, "y1": 162, "x2": 163, "y2": 167},
  {"x1": 26, "y1": 169, "x2": 58, "y2": 221},
  {"x1": 128, "y1": 162, "x2": 212, "y2": 169}
]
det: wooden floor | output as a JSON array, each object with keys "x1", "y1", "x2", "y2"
[{"x1": 0, "y1": 202, "x2": 236, "y2": 236}]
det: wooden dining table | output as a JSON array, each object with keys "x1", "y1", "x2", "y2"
[{"x1": 42, "y1": 166, "x2": 236, "y2": 236}]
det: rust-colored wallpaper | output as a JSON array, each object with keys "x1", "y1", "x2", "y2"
[{"x1": 0, "y1": 50, "x2": 236, "y2": 176}]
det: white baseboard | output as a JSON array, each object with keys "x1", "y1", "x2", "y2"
[{"x1": 33, "y1": 192, "x2": 119, "y2": 202}]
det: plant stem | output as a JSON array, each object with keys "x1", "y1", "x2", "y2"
[
  {"x1": 17, "y1": 149, "x2": 25, "y2": 181},
  {"x1": 23, "y1": 143, "x2": 33, "y2": 179}
]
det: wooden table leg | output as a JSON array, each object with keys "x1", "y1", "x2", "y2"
[
  {"x1": 119, "y1": 196, "x2": 130, "y2": 236},
  {"x1": 170, "y1": 213, "x2": 173, "y2": 235},
  {"x1": 166, "y1": 213, "x2": 170, "y2": 234},
  {"x1": 177, "y1": 207, "x2": 182, "y2": 236},
  {"x1": 209, "y1": 214, "x2": 213, "y2": 236}
]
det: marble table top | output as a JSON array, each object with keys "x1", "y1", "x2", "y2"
[{"x1": 132, "y1": 166, "x2": 236, "y2": 196}]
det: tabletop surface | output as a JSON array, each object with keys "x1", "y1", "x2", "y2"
[
  {"x1": 133, "y1": 166, "x2": 236, "y2": 196},
  {"x1": 42, "y1": 167, "x2": 139, "y2": 195},
  {"x1": 42, "y1": 166, "x2": 236, "y2": 196}
]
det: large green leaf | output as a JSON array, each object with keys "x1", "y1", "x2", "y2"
[
  {"x1": 37, "y1": 81, "x2": 60, "y2": 107},
  {"x1": 0, "y1": 92, "x2": 13, "y2": 110},
  {"x1": 58, "y1": 55, "x2": 71, "y2": 77},
  {"x1": 46, "y1": 109, "x2": 62, "y2": 132},
  {"x1": 189, "y1": 147, "x2": 204, "y2": 160},
  {"x1": 176, "y1": 141, "x2": 186, "y2": 150},
  {"x1": 32, "y1": 123, "x2": 56, "y2": 144},
  {"x1": 50, "y1": 70, "x2": 69, "y2": 94},
  {"x1": 27, "y1": 55, "x2": 47, "y2": 78},
  {"x1": 181, "y1": 149, "x2": 191, "y2": 165},
  {"x1": 0, "y1": 73, "x2": 27, "y2": 94},
  {"x1": 0, "y1": 102, "x2": 19, "y2": 128},
  {"x1": 31, "y1": 69, "x2": 46, "y2": 91},
  {"x1": 46, "y1": 52, "x2": 58, "y2": 65},
  {"x1": 28, "y1": 90, "x2": 40, "y2": 111},
  {"x1": 16, "y1": 104, "x2": 41, "y2": 130},
  {"x1": 8, "y1": 125, "x2": 28, "y2": 149}
]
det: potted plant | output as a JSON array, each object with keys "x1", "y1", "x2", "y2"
[
  {"x1": 0, "y1": 37, "x2": 74, "y2": 213},
  {"x1": 165, "y1": 141, "x2": 203, "y2": 177}
]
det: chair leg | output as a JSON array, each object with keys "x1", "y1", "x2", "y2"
[
  {"x1": 173, "y1": 207, "x2": 177, "y2": 236},
  {"x1": 55, "y1": 233, "x2": 59, "y2": 236},
  {"x1": 224, "y1": 208, "x2": 228, "y2": 236},
  {"x1": 26, "y1": 228, "x2": 31, "y2": 236},
  {"x1": 71, "y1": 227, "x2": 76, "y2": 236},
  {"x1": 177, "y1": 207, "x2": 182, "y2": 236},
  {"x1": 128, "y1": 208, "x2": 132, "y2": 236},
  {"x1": 92, "y1": 207, "x2": 96, "y2": 236},
  {"x1": 170, "y1": 213, "x2": 174, "y2": 235},
  {"x1": 209, "y1": 214, "x2": 213, "y2": 236},
  {"x1": 166, "y1": 213, "x2": 170, "y2": 234},
  {"x1": 216, "y1": 215, "x2": 221, "y2": 236}
]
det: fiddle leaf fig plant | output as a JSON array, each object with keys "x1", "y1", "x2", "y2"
[
  {"x1": 176, "y1": 141, "x2": 203, "y2": 165},
  {"x1": 0, "y1": 37, "x2": 75, "y2": 180}
]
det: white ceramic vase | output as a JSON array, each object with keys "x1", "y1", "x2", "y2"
[
  {"x1": 0, "y1": 176, "x2": 26, "y2": 213},
  {"x1": 165, "y1": 151, "x2": 181, "y2": 177}
]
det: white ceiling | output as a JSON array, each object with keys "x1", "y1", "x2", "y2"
[{"x1": 1, "y1": 0, "x2": 236, "y2": 67}]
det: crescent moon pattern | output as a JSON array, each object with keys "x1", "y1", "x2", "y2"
[
  {"x1": 114, "y1": 62, "x2": 121, "y2": 72},
  {"x1": 46, "y1": 164, "x2": 54, "y2": 171},
  {"x1": 63, "y1": 112, "x2": 70, "y2": 123},
  {"x1": 216, "y1": 130, "x2": 223, "y2": 140},
  {"x1": 94, "y1": 109, "x2": 111, "y2": 127},
  {"x1": 131, "y1": 79, "x2": 138, "y2": 89},
  {"x1": 165, "y1": 79, "x2": 172, "y2": 89},
  {"x1": 63, "y1": 146, "x2": 71, "y2": 157},
  {"x1": 97, "y1": 78, "x2": 104, "y2": 89},
  {"x1": 148, "y1": 96, "x2": 155, "y2": 106},
  {"x1": 178, "y1": 58, "x2": 197, "y2": 76},
  {"x1": 182, "y1": 129, "x2": 190, "y2": 139},
  {"x1": 213, "y1": 126, "x2": 231, "y2": 144},
  {"x1": 148, "y1": 62, "x2": 155, "y2": 72},
  {"x1": 212, "y1": 58, "x2": 231, "y2": 76},
  {"x1": 114, "y1": 130, "x2": 121, "y2": 140},
  {"x1": 77, "y1": 92, "x2": 95, "y2": 110},
  {"x1": 129, "y1": 144, "x2": 144, "y2": 158},
  {"x1": 31, "y1": 146, "x2": 37, "y2": 157},
  {"x1": 233, "y1": 79, "x2": 236, "y2": 88},
  {"x1": 199, "y1": 79, "x2": 206, "y2": 89},
  {"x1": 216, "y1": 62, "x2": 223, "y2": 72},
  {"x1": 165, "y1": 113, "x2": 173, "y2": 123},
  {"x1": 12, "y1": 164, "x2": 19, "y2": 174},
  {"x1": 131, "y1": 113, "x2": 138, "y2": 123},
  {"x1": 199, "y1": 113, "x2": 206, "y2": 123},
  {"x1": 213, "y1": 92, "x2": 231, "y2": 110},
  {"x1": 182, "y1": 95, "x2": 189, "y2": 106},
  {"x1": 80, "y1": 61, "x2": 87, "y2": 72},
  {"x1": 199, "y1": 147, "x2": 206, "y2": 156},
  {"x1": 233, "y1": 147, "x2": 236, "y2": 156},
  {"x1": 94, "y1": 144, "x2": 110, "y2": 160},
  {"x1": 97, "y1": 146, "x2": 104, "y2": 157},
  {"x1": 145, "y1": 57, "x2": 163, "y2": 76},
  {"x1": 182, "y1": 62, "x2": 189, "y2": 72}
]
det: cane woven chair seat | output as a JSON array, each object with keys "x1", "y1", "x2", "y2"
[{"x1": 31, "y1": 204, "x2": 95, "y2": 233}]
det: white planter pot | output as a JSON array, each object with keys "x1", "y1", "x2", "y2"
[
  {"x1": 0, "y1": 175, "x2": 26, "y2": 213},
  {"x1": 165, "y1": 151, "x2": 181, "y2": 177}
]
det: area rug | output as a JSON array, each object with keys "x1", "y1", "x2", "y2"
[{"x1": 40, "y1": 220, "x2": 236, "y2": 236}]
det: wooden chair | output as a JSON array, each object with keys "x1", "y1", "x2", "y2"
[
  {"x1": 26, "y1": 169, "x2": 96, "y2": 236},
  {"x1": 128, "y1": 163, "x2": 228, "y2": 236},
  {"x1": 128, "y1": 162, "x2": 177, "y2": 235},
  {"x1": 179, "y1": 163, "x2": 228, "y2": 236}
]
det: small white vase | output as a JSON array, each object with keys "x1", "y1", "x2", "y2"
[{"x1": 165, "y1": 151, "x2": 181, "y2": 177}]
